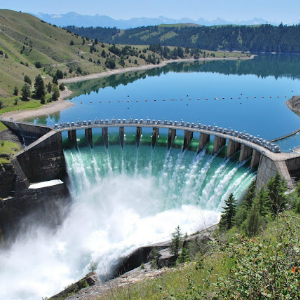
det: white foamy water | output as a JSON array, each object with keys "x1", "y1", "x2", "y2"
[{"x1": 0, "y1": 143, "x2": 255, "y2": 299}]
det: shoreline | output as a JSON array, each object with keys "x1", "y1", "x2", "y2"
[
  {"x1": 60, "y1": 55, "x2": 255, "y2": 84},
  {"x1": 1, "y1": 55, "x2": 255, "y2": 121},
  {"x1": 0, "y1": 87, "x2": 74, "y2": 121}
]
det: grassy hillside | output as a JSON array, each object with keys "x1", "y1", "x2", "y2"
[{"x1": 0, "y1": 10, "x2": 173, "y2": 101}]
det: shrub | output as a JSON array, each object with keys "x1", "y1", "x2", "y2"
[{"x1": 35, "y1": 61, "x2": 42, "y2": 68}]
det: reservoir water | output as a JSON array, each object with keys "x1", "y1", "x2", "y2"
[
  {"x1": 1, "y1": 54, "x2": 300, "y2": 299},
  {"x1": 29, "y1": 54, "x2": 300, "y2": 149}
]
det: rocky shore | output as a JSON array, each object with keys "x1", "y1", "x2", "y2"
[
  {"x1": 50, "y1": 225, "x2": 217, "y2": 300},
  {"x1": 286, "y1": 95, "x2": 300, "y2": 115}
]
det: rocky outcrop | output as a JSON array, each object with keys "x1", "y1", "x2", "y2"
[
  {"x1": 50, "y1": 272, "x2": 101, "y2": 300},
  {"x1": 286, "y1": 95, "x2": 300, "y2": 115},
  {"x1": 0, "y1": 163, "x2": 16, "y2": 198},
  {"x1": 56, "y1": 225, "x2": 217, "y2": 300}
]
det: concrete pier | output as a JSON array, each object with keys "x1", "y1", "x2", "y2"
[
  {"x1": 136, "y1": 127, "x2": 142, "y2": 148},
  {"x1": 183, "y1": 130, "x2": 193, "y2": 151},
  {"x1": 102, "y1": 127, "x2": 108, "y2": 148},
  {"x1": 227, "y1": 140, "x2": 241, "y2": 158},
  {"x1": 239, "y1": 144, "x2": 253, "y2": 162},
  {"x1": 68, "y1": 130, "x2": 77, "y2": 149},
  {"x1": 168, "y1": 129, "x2": 176, "y2": 150},
  {"x1": 213, "y1": 136, "x2": 226, "y2": 154},
  {"x1": 250, "y1": 149, "x2": 261, "y2": 168},
  {"x1": 152, "y1": 127, "x2": 159, "y2": 148},
  {"x1": 119, "y1": 127, "x2": 125, "y2": 148},
  {"x1": 85, "y1": 128, "x2": 93, "y2": 148},
  {"x1": 198, "y1": 133, "x2": 210, "y2": 152}
]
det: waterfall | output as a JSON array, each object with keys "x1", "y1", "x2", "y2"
[{"x1": 0, "y1": 135, "x2": 255, "y2": 300}]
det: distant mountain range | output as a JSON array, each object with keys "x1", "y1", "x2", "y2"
[{"x1": 33, "y1": 12, "x2": 277, "y2": 29}]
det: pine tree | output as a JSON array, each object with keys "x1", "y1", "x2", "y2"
[
  {"x1": 47, "y1": 82, "x2": 52, "y2": 93},
  {"x1": 34, "y1": 74, "x2": 45, "y2": 99},
  {"x1": 244, "y1": 180, "x2": 256, "y2": 209},
  {"x1": 219, "y1": 193, "x2": 237, "y2": 230},
  {"x1": 256, "y1": 187, "x2": 268, "y2": 217},
  {"x1": 21, "y1": 83, "x2": 31, "y2": 101},
  {"x1": 13, "y1": 86, "x2": 18, "y2": 96},
  {"x1": 170, "y1": 225, "x2": 183, "y2": 258},
  {"x1": 52, "y1": 85, "x2": 60, "y2": 101},
  {"x1": 266, "y1": 173, "x2": 287, "y2": 217},
  {"x1": 243, "y1": 200, "x2": 262, "y2": 236}
]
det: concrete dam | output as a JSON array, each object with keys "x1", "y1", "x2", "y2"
[
  {"x1": 1, "y1": 118, "x2": 300, "y2": 299},
  {"x1": 1, "y1": 117, "x2": 300, "y2": 242}
]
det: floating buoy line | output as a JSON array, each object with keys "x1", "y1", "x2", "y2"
[{"x1": 78, "y1": 94, "x2": 291, "y2": 104}]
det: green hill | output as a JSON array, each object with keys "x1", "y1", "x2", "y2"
[
  {"x1": 0, "y1": 10, "x2": 158, "y2": 100},
  {"x1": 66, "y1": 23, "x2": 300, "y2": 54}
]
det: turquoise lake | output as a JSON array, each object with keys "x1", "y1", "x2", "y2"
[{"x1": 28, "y1": 54, "x2": 300, "y2": 150}]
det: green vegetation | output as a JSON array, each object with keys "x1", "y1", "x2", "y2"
[
  {"x1": 0, "y1": 140, "x2": 21, "y2": 165},
  {"x1": 99, "y1": 175, "x2": 300, "y2": 299},
  {"x1": 66, "y1": 23, "x2": 300, "y2": 54},
  {"x1": 0, "y1": 10, "x2": 250, "y2": 115}
]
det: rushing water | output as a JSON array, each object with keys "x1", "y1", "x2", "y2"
[
  {"x1": 0, "y1": 133, "x2": 255, "y2": 300},
  {"x1": 2, "y1": 54, "x2": 300, "y2": 299}
]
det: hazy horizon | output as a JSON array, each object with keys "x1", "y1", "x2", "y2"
[{"x1": 2, "y1": 0, "x2": 300, "y2": 25}]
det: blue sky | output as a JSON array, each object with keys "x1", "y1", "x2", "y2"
[{"x1": 2, "y1": 0, "x2": 300, "y2": 24}]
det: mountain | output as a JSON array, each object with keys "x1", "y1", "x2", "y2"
[{"x1": 33, "y1": 12, "x2": 274, "y2": 29}]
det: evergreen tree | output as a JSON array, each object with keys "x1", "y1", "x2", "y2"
[
  {"x1": 24, "y1": 75, "x2": 32, "y2": 86},
  {"x1": 21, "y1": 83, "x2": 31, "y2": 101},
  {"x1": 34, "y1": 74, "x2": 45, "y2": 99},
  {"x1": 47, "y1": 82, "x2": 52, "y2": 93},
  {"x1": 256, "y1": 188, "x2": 268, "y2": 217},
  {"x1": 243, "y1": 200, "x2": 262, "y2": 236},
  {"x1": 244, "y1": 180, "x2": 256, "y2": 209},
  {"x1": 170, "y1": 225, "x2": 183, "y2": 258},
  {"x1": 40, "y1": 94, "x2": 45, "y2": 105},
  {"x1": 52, "y1": 85, "x2": 60, "y2": 101},
  {"x1": 266, "y1": 173, "x2": 287, "y2": 217},
  {"x1": 13, "y1": 86, "x2": 18, "y2": 96},
  {"x1": 219, "y1": 193, "x2": 237, "y2": 230}
]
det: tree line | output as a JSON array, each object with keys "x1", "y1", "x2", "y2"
[{"x1": 65, "y1": 24, "x2": 300, "y2": 54}]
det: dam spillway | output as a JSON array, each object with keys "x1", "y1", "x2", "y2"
[
  {"x1": 1, "y1": 119, "x2": 299, "y2": 300},
  {"x1": 64, "y1": 132, "x2": 256, "y2": 212}
]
